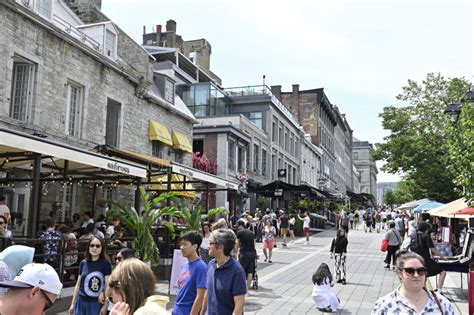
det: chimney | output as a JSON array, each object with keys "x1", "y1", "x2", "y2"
[
  {"x1": 271, "y1": 85, "x2": 282, "y2": 100},
  {"x1": 166, "y1": 20, "x2": 176, "y2": 33},
  {"x1": 143, "y1": 25, "x2": 146, "y2": 35},
  {"x1": 292, "y1": 84, "x2": 299, "y2": 95},
  {"x1": 156, "y1": 24, "x2": 162, "y2": 44}
]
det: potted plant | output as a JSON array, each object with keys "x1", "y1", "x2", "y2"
[
  {"x1": 180, "y1": 203, "x2": 228, "y2": 232},
  {"x1": 109, "y1": 187, "x2": 181, "y2": 266}
]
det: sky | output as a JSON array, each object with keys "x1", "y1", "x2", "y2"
[{"x1": 101, "y1": 0, "x2": 472, "y2": 182}]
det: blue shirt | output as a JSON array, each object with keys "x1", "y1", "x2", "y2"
[
  {"x1": 78, "y1": 259, "x2": 112, "y2": 301},
  {"x1": 206, "y1": 257, "x2": 247, "y2": 315},
  {"x1": 173, "y1": 258, "x2": 207, "y2": 315}
]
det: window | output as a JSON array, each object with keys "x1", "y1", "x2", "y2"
[
  {"x1": 271, "y1": 152, "x2": 276, "y2": 180},
  {"x1": 261, "y1": 148, "x2": 267, "y2": 176},
  {"x1": 105, "y1": 98, "x2": 121, "y2": 146},
  {"x1": 284, "y1": 128, "x2": 289, "y2": 151},
  {"x1": 249, "y1": 112, "x2": 263, "y2": 129},
  {"x1": 253, "y1": 144, "x2": 259, "y2": 173},
  {"x1": 35, "y1": 0, "x2": 52, "y2": 19},
  {"x1": 228, "y1": 141, "x2": 236, "y2": 171},
  {"x1": 279, "y1": 123, "x2": 284, "y2": 146},
  {"x1": 272, "y1": 120, "x2": 277, "y2": 142},
  {"x1": 237, "y1": 147, "x2": 243, "y2": 172},
  {"x1": 290, "y1": 134, "x2": 294, "y2": 155},
  {"x1": 10, "y1": 58, "x2": 36, "y2": 121},
  {"x1": 164, "y1": 79, "x2": 174, "y2": 103},
  {"x1": 105, "y1": 30, "x2": 116, "y2": 59},
  {"x1": 353, "y1": 152, "x2": 359, "y2": 160},
  {"x1": 152, "y1": 141, "x2": 164, "y2": 158},
  {"x1": 65, "y1": 82, "x2": 83, "y2": 137}
]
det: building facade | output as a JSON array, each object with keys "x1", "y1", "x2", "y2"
[
  {"x1": 352, "y1": 140, "x2": 378, "y2": 200},
  {"x1": 0, "y1": 0, "x2": 195, "y2": 233}
]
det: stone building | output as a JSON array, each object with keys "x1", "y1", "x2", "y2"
[
  {"x1": 333, "y1": 106, "x2": 354, "y2": 199},
  {"x1": 300, "y1": 135, "x2": 323, "y2": 190},
  {"x1": 352, "y1": 139, "x2": 378, "y2": 200},
  {"x1": 273, "y1": 85, "x2": 338, "y2": 192},
  {"x1": 0, "y1": 0, "x2": 196, "y2": 235}
]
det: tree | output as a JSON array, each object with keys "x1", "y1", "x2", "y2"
[
  {"x1": 392, "y1": 180, "x2": 414, "y2": 204},
  {"x1": 373, "y1": 73, "x2": 470, "y2": 203},
  {"x1": 383, "y1": 189, "x2": 396, "y2": 205}
]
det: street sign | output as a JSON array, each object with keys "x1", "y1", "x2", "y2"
[
  {"x1": 277, "y1": 169, "x2": 286, "y2": 178},
  {"x1": 237, "y1": 173, "x2": 249, "y2": 181},
  {"x1": 274, "y1": 189, "x2": 283, "y2": 196}
]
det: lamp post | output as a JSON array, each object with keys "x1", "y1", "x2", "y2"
[{"x1": 443, "y1": 87, "x2": 474, "y2": 314}]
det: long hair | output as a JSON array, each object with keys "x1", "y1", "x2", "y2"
[
  {"x1": 312, "y1": 263, "x2": 332, "y2": 285},
  {"x1": 108, "y1": 258, "x2": 155, "y2": 313},
  {"x1": 336, "y1": 229, "x2": 346, "y2": 241},
  {"x1": 84, "y1": 236, "x2": 109, "y2": 262}
]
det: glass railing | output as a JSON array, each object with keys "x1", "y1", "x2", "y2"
[
  {"x1": 224, "y1": 85, "x2": 302, "y2": 130},
  {"x1": 52, "y1": 15, "x2": 101, "y2": 52}
]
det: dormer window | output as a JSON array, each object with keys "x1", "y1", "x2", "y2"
[
  {"x1": 164, "y1": 79, "x2": 174, "y2": 103},
  {"x1": 77, "y1": 22, "x2": 118, "y2": 61},
  {"x1": 105, "y1": 30, "x2": 116, "y2": 59},
  {"x1": 21, "y1": 0, "x2": 52, "y2": 19}
]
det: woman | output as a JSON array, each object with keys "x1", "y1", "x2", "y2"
[
  {"x1": 415, "y1": 222, "x2": 447, "y2": 291},
  {"x1": 330, "y1": 229, "x2": 348, "y2": 285},
  {"x1": 372, "y1": 251, "x2": 454, "y2": 314},
  {"x1": 384, "y1": 221, "x2": 401, "y2": 270},
  {"x1": 288, "y1": 214, "x2": 296, "y2": 243},
  {"x1": 199, "y1": 223, "x2": 212, "y2": 264},
  {"x1": 354, "y1": 210, "x2": 359, "y2": 230},
  {"x1": 108, "y1": 258, "x2": 169, "y2": 315},
  {"x1": 262, "y1": 219, "x2": 276, "y2": 263},
  {"x1": 69, "y1": 236, "x2": 112, "y2": 315},
  {"x1": 312, "y1": 263, "x2": 340, "y2": 312}
]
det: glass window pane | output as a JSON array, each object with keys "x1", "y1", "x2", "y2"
[{"x1": 194, "y1": 84, "x2": 209, "y2": 106}]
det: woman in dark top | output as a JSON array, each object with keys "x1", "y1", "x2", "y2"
[
  {"x1": 415, "y1": 222, "x2": 447, "y2": 291},
  {"x1": 69, "y1": 236, "x2": 112, "y2": 315},
  {"x1": 330, "y1": 229, "x2": 348, "y2": 284}
]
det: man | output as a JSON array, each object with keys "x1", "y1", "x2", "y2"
[
  {"x1": 38, "y1": 218, "x2": 62, "y2": 267},
  {"x1": 340, "y1": 210, "x2": 349, "y2": 234},
  {"x1": 0, "y1": 215, "x2": 12, "y2": 239},
  {"x1": 0, "y1": 262, "x2": 62, "y2": 315},
  {"x1": 394, "y1": 214, "x2": 405, "y2": 241},
  {"x1": 236, "y1": 221, "x2": 256, "y2": 290},
  {"x1": 106, "y1": 217, "x2": 120, "y2": 238},
  {"x1": 173, "y1": 231, "x2": 207, "y2": 315},
  {"x1": 201, "y1": 229, "x2": 246, "y2": 315},
  {"x1": 278, "y1": 211, "x2": 289, "y2": 247},
  {"x1": 81, "y1": 211, "x2": 94, "y2": 228},
  {"x1": 0, "y1": 196, "x2": 11, "y2": 224}
]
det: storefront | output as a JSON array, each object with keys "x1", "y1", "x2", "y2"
[{"x1": 0, "y1": 128, "x2": 147, "y2": 237}]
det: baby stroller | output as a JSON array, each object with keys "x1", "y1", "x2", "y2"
[{"x1": 252, "y1": 255, "x2": 259, "y2": 290}]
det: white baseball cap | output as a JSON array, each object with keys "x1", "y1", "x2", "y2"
[{"x1": 0, "y1": 263, "x2": 62, "y2": 295}]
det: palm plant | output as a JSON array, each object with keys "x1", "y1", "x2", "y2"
[
  {"x1": 109, "y1": 187, "x2": 181, "y2": 265},
  {"x1": 179, "y1": 202, "x2": 228, "y2": 232}
]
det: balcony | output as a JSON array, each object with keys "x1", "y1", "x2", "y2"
[{"x1": 224, "y1": 85, "x2": 301, "y2": 131}]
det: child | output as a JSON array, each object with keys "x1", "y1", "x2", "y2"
[{"x1": 311, "y1": 263, "x2": 340, "y2": 312}]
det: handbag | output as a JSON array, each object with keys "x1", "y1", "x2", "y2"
[{"x1": 381, "y1": 239, "x2": 388, "y2": 252}]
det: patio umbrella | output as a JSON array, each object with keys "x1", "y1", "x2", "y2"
[
  {"x1": 428, "y1": 198, "x2": 469, "y2": 218},
  {"x1": 396, "y1": 198, "x2": 432, "y2": 211},
  {"x1": 412, "y1": 201, "x2": 445, "y2": 214},
  {"x1": 453, "y1": 207, "x2": 474, "y2": 216}
]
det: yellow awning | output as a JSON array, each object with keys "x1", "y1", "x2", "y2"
[
  {"x1": 148, "y1": 174, "x2": 196, "y2": 198},
  {"x1": 172, "y1": 131, "x2": 192, "y2": 153},
  {"x1": 119, "y1": 148, "x2": 171, "y2": 168},
  {"x1": 149, "y1": 120, "x2": 172, "y2": 146}
]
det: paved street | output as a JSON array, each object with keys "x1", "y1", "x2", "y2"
[
  {"x1": 49, "y1": 227, "x2": 468, "y2": 315},
  {"x1": 244, "y1": 228, "x2": 468, "y2": 315}
]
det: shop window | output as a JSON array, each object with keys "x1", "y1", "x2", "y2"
[
  {"x1": 10, "y1": 57, "x2": 36, "y2": 121},
  {"x1": 152, "y1": 141, "x2": 164, "y2": 158},
  {"x1": 65, "y1": 81, "x2": 83, "y2": 137}
]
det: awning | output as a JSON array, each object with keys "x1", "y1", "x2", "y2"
[
  {"x1": 428, "y1": 198, "x2": 469, "y2": 218},
  {"x1": 172, "y1": 131, "x2": 192, "y2": 153},
  {"x1": 0, "y1": 129, "x2": 147, "y2": 178},
  {"x1": 95, "y1": 146, "x2": 171, "y2": 168},
  {"x1": 148, "y1": 120, "x2": 172, "y2": 146},
  {"x1": 148, "y1": 174, "x2": 196, "y2": 198},
  {"x1": 172, "y1": 162, "x2": 239, "y2": 190}
]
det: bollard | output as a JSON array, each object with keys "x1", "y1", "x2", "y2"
[{"x1": 470, "y1": 270, "x2": 474, "y2": 315}]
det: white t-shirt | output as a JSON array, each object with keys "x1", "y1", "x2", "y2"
[
  {"x1": 106, "y1": 225, "x2": 115, "y2": 237},
  {"x1": 303, "y1": 216, "x2": 310, "y2": 228},
  {"x1": 81, "y1": 218, "x2": 94, "y2": 228}
]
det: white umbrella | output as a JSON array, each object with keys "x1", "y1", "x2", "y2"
[{"x1": 428, "y1": 198, "x2": 470, "y2": 218}]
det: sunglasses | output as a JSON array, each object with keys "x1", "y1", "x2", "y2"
[
  {"x1": 401, "y1": 267, "x2": 427, "y2": 276},
  {"x1": 40, "y1": 289, "x2": 54, "y2": 311},
  {"x1": 89, "y1": 244, "x2": 102, "y2": 248}
]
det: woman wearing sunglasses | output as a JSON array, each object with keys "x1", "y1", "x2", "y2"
[
  {"x1": 69, "y1": 236, "x2": 112, "y2": 315},
  {"x1": 372, "y1": 250, "x2": 454, "y2": 314}
]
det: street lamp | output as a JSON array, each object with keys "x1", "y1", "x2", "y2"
[{"x1": 444, "y1": 103, "x2": 462, "y2": 123}]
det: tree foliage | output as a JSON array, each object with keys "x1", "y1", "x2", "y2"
[
  {"x1": 383, "y1": 189, "x2": 396, "y2": 205},
  {"x1": 373, "y1": 73, "x2": 470, "y2": 203}
]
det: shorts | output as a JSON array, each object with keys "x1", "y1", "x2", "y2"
[
  {"x1": 280, "y1": 228, "x2": 289, "y2": 235},
  {"x1": 239, "y1": 257, "x2": 256, "y2": 275},
  {"x1": 303, "y1": 227, "x2": 310, "y2": 234},
  {"x1": 263, "y1": 239, "x2": 275, "y2": 249}
]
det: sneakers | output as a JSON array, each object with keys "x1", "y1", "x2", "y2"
[
  {"x1": 341, "y1": 279, "x2": 346, "y2": 285},
  {"x1": 336, "y1": 279, "x2": 342, "y2": 283},
  {"x1": 384, "y1": 264, "x2": 390, "y2": 269}
]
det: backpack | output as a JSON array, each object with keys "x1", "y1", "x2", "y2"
[{"x1": 409, "y1": 232, "x2": 422, "y2": 254}]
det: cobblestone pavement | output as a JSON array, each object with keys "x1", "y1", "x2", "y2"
[{"x1": 245, "y1": 228, "x2": 467, "y2": 315}]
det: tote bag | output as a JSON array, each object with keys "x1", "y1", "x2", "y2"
[{"x1": 381, "y1": 239, "x2": 388, "y2": 252}]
